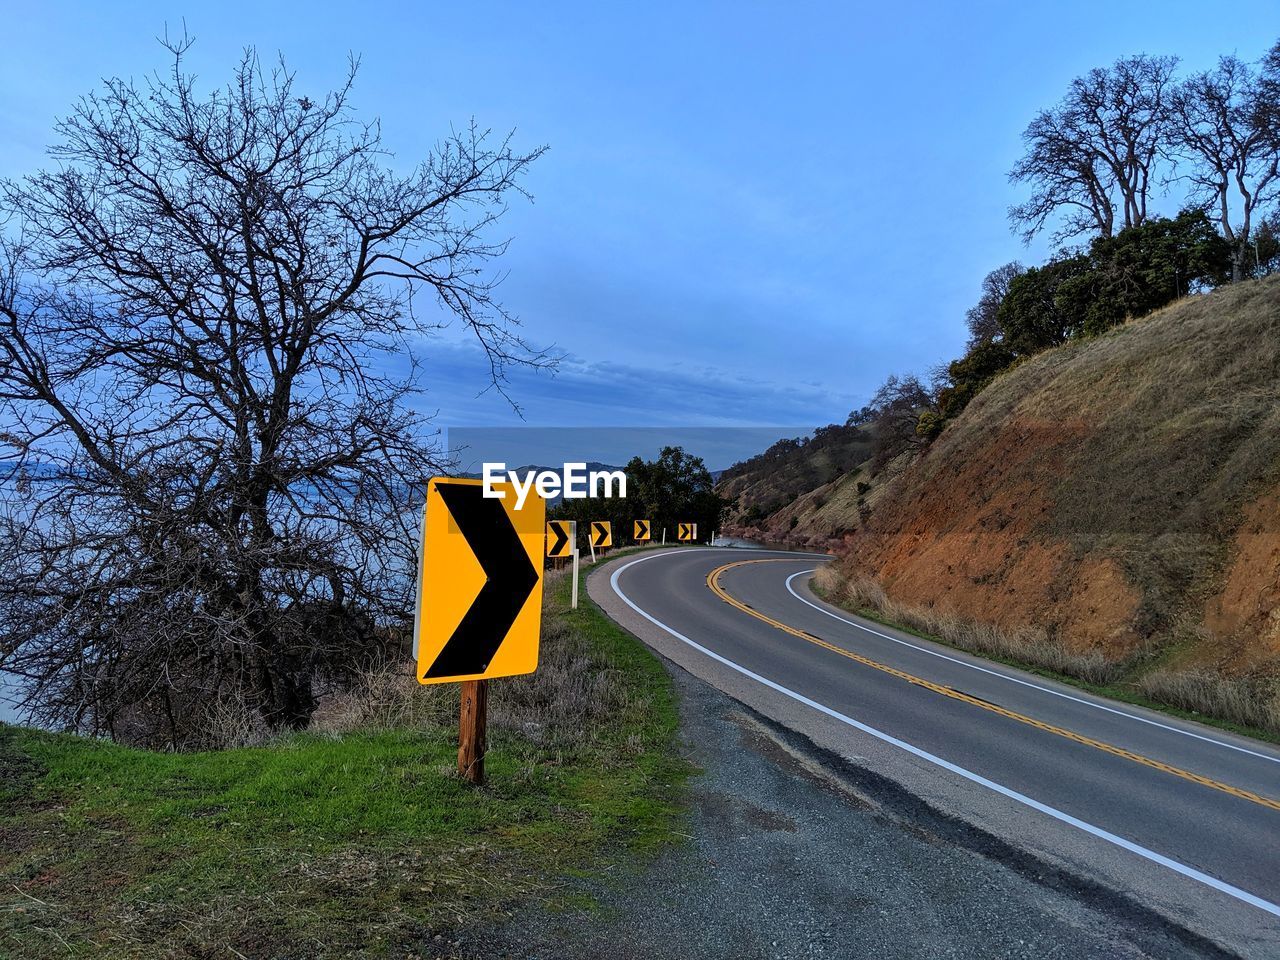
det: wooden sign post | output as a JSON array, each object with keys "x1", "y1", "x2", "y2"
[
  {"x1": 415, "y1": 477, "x2": 547, "y2": 790},
  {"x1": 458, "y1": 679, "x2": 488, "y2": 785}
]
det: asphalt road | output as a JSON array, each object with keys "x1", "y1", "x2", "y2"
[{"x1": 591, "y1": 547, "x2": 1280, "y2": 958}]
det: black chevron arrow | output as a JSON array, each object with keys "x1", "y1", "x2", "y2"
[
  {"x1": 591, "y1": 522, "x2": 608, "y2": 545},
  {"x1": 636, "y1": 520, "x2": 649, "y2": 538},
  {"x1": 425, "y1": 483, "x2": 539, "y2": 679},
  {"x1": 549, "y1": 522, "x2": 570, "y2": 556}
]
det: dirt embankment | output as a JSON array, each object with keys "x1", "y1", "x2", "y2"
[
  {"x1": 842, "y1": 417, "x2": 1143, "y2": 658},
  {"x1": 834, "y1": 277, "x2": 1280, "y2": 691},
  {"x1": 1204, "y1": 482, "x2": 1280, "y2": 670}
]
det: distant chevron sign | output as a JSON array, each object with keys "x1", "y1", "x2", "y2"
[
  {"x1": 677, "y1": 522, "x2": 697, "y2": 542},
  {"x1": 633, "y1": 519, "x2": 651, "y2": 541},
  {"x1": 415, "y1": 478, "x2": 545, "y2": 684},
  {"x1": 590, "y1": 521, "x2": 612, "y2": 548},
  {"x1": 546, "y1": 520, "x2": 576, "y2": 558}
]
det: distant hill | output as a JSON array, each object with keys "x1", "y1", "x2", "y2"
[
  {"x1": 721, "y1": 276, "x2": 1280, "y2": 731},
  {"x1": 716, "y1": 422, "x2": 892, "y2": 548}
]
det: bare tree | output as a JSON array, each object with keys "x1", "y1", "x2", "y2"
[
  {"x1": 965, "y1": 261, "x2": 1024, "y2": 346},
  {"x1": 1261, "y1": 39, "x2": 1280, "y2": 117},
  {"x1": 867, "y1": 374, "x2": 934, "y2": 472},
  {"x1": 1009, "y1": 105, "x2": 1118, "y2": 243},
  {"x1": 0, "y1": 40, "x2": 547, "y2": 747},
  {"x1": 1168, "y1": 53, "x2": 1280, "y2": 281},
  {"x1": 1011, "y1": 55, "x2": 1179, "y2": 243}
]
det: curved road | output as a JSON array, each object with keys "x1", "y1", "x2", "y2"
[{"x1": 591, "y1": 547, "x2": 1280, "y2": 958}]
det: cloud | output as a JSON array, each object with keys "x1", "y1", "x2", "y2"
[
  {"x1": 408, "y1": 338, "x2": 842, "y2": 469},
  {"x1": 418, "y1": 337, "x2": 846, "y2": 429}
]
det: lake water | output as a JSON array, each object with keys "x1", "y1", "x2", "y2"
[{"x1": 0, "y1": 674, "x2": 26, "y2": 725}]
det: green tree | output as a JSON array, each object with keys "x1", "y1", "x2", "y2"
[
  {"x1": 996, "y1": 210, "x2": 1230, "y2": 353},
  {"x1": 996, "y1": 254, "x2": 1093, "y2": 355},
  {"x1": 930, "y1": 338, "x2": 1019, "y2": 430},
  {"x1": 551, "y1": 446, "x2": 726, "y2": 546},
  {"x1": 627, "y1": 446, "x2": 724, "y2": 540},
  {"x1": 1064, "y1": 209, "x2": 1232, "y2": 335},
  {"x1": 932, "y1": 211, "x2": 1229, "y2": 438},
  {"x1": 1249, "y1": 209, "x2": 1280, "y2": 276}
]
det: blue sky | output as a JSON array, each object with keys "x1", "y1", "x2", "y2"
[{"x1": 2, "y1": 2, "x2": 1276, "y2": 468}]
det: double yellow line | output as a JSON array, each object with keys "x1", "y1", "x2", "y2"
[{"x1": 708, "y1": 559, "x2": 1280, "y2": 814}]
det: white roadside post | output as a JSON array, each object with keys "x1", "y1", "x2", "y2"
[
  {"x1": 571, "y1": 546, "x2": 579, "y2": 609},
  {"x1": 589, "y1": 537, "x2": 596, "y2": 564}
]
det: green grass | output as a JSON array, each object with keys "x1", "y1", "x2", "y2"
[{"x1": 0, "y1": 551, "x2": 689, "y2": 958}]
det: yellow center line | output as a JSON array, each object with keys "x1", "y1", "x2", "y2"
[{"x1": 707, "y1": 558, "x2": 1280, "y2": 814}]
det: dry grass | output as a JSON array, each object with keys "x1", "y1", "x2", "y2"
[
  {"x1": 490, "y1": 613, "x2": 646, "y2": 753},
  {"x1": 202, "y1": 696, "x2": 277, "y2": 749},
  {"x1": 1135, "y1": 668, "x2": 1280, "y2": 734},
  {"x1": 310, "y1": 662, "x2": 454, "y2": 734},
  {"x1": 908, "y1": 277, "x2": 1280, "y2": 639},
  {"x1": 313, "y1": 569, "x2": 650, "y2": 756},
  {"x1": 813, "y1": 564, "x2": 1280, "y2": 736},
  {"x1": 813, "y1": 565, "x2": 1123, "y2": 685},
  {"x1": 789, "y1": 277, "x2": 1280, "y2": 737}
]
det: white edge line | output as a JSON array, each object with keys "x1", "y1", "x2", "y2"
[
  {"x1": 608, "y1": 551, "x2": 1280, "y2": 919},
  {"x1": 780, "y1": 569, "x2": 1280, "y2": 766}
]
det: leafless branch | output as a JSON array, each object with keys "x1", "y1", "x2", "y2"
[{"x1": 0, "y1": 41, "x2": 547, "y2": 746}]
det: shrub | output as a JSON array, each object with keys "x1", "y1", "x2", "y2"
[
  {"x1": 915, "y1": 410, "x2": 944, "y2": 440},
  {"x1": 1068, "y1": 209, "x2": 1233, "y2": 335}
]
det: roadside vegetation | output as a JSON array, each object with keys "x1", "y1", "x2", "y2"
[
  {"x1": 833, "y1": 277, "x2": 1280, "y2": 737},
  {"x1": 0, "y1": 44, "x2": 704, "y2": 958},
  {"x1": 0, "y1": 561, "x2": 689, "y2": 958},
  {"x1": 812, "y1": 566, "x2": 1280, "y2": 740},
  {"x1": 0, "y1": 39, "x2": 551, "y2": 750}
]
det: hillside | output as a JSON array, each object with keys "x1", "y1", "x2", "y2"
[
  {"x1": 726, "y1": 276, "x2": 1280, "y2": 729},
  {"x1": 717, "y1": 423, "x2": 879, "y2": 546}
]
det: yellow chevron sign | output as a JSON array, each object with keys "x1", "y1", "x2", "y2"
[
  {"x1": 414, "y1": 478, "x2": 545, "y2": 685},
  {"x1": 589, "y1": 521, "x2": 612, "y2": 548},
  {"x1": 546, "y1": 520, "x2": 576, "y2": 558},
  {"x1": 677, "y1": 522, "x2": 697, "y2": 542},
  {"x1": 633, "y1": 519, "x2": 651, "y2": 541}
]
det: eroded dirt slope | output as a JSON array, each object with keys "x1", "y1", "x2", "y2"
[{"x1": 837, "y1": 276, "x2": 1280, "y2": 677}]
